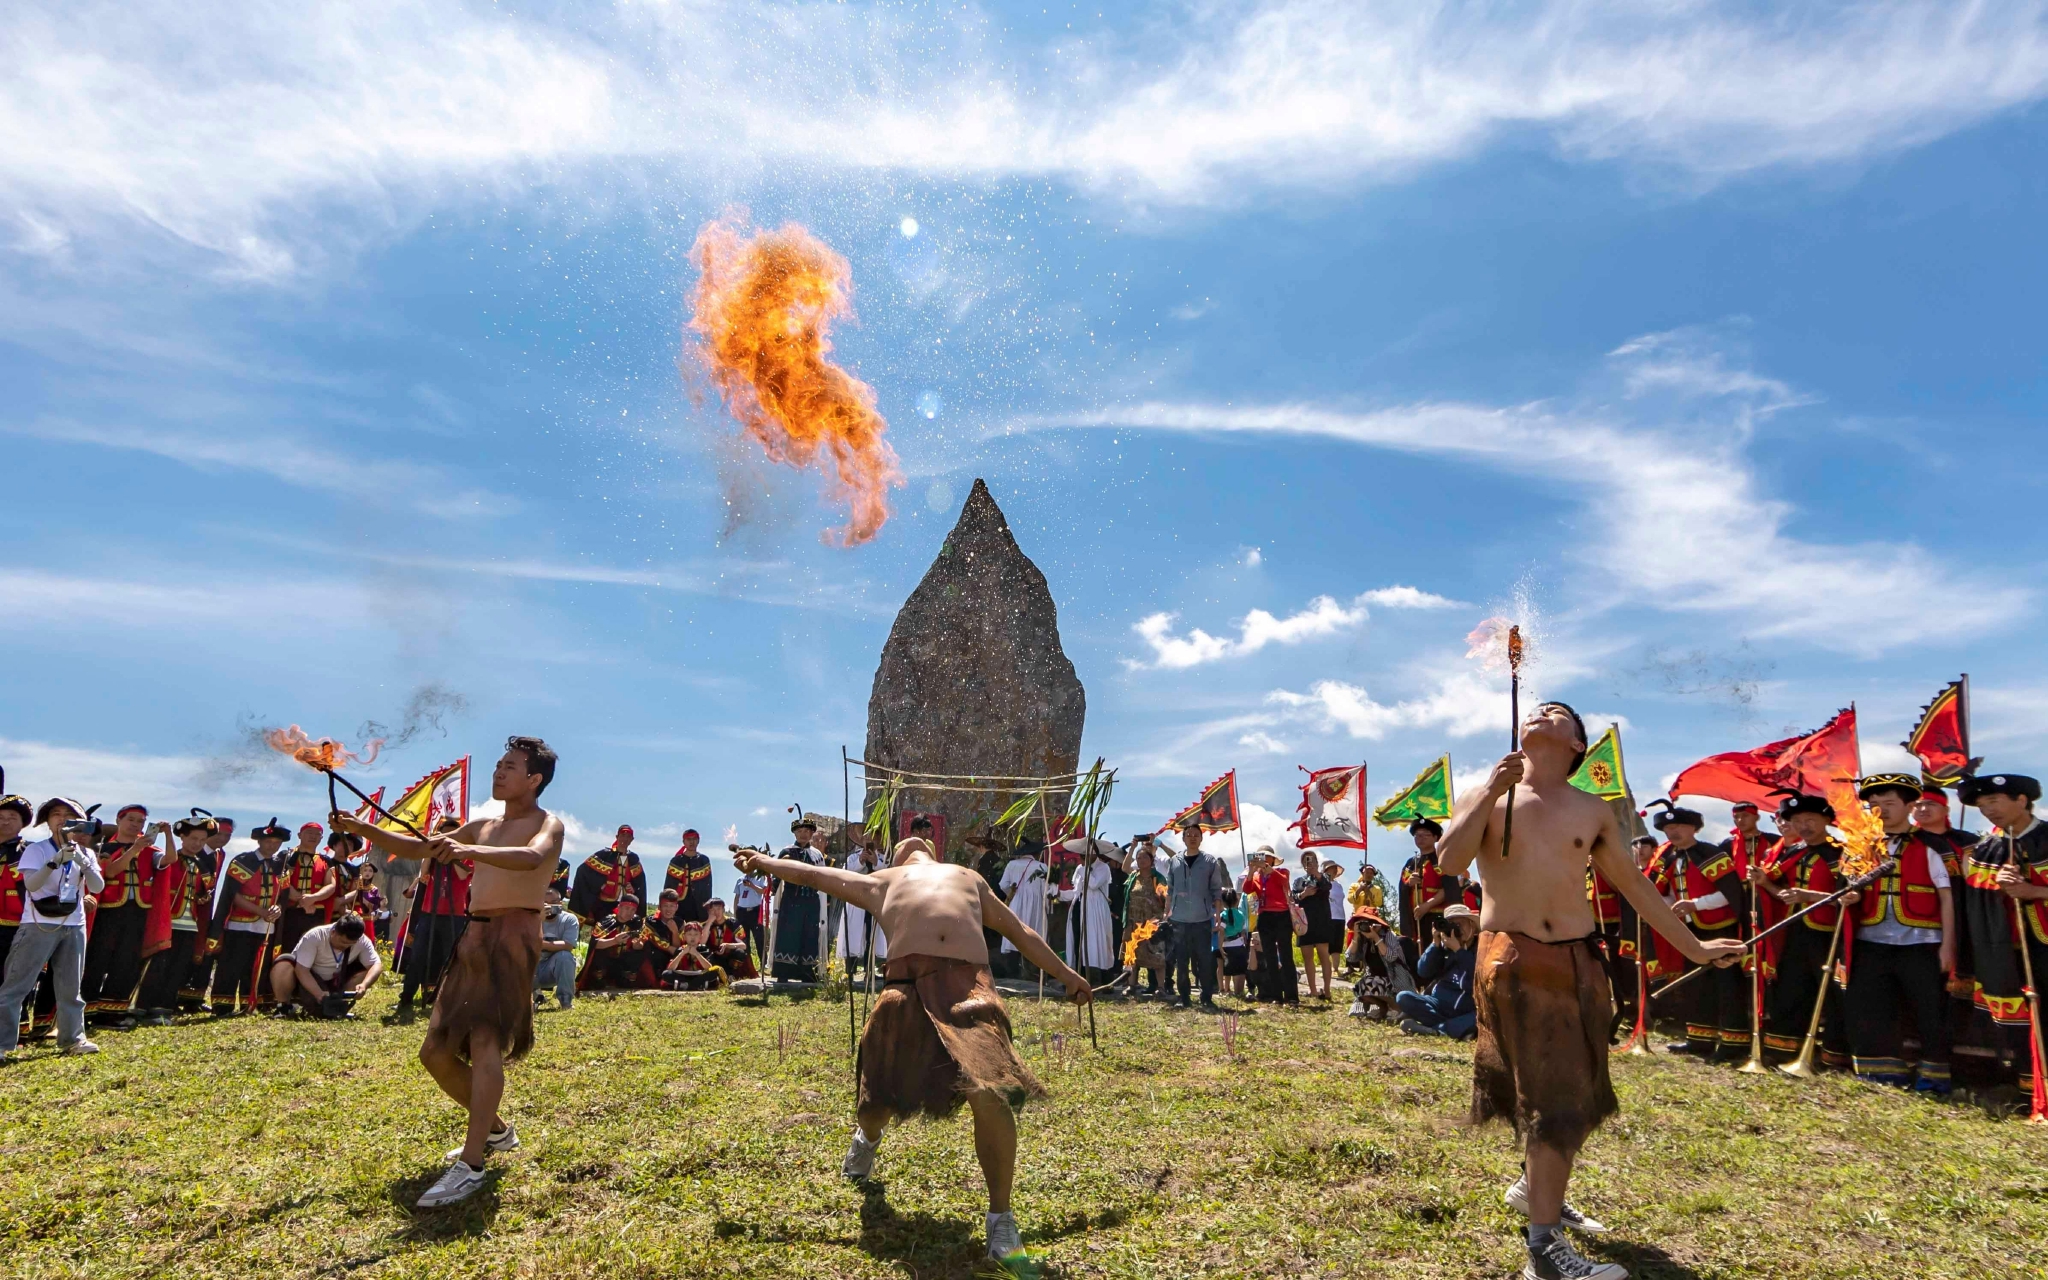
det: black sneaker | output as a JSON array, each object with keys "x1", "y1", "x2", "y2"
[{"x1": 1523, "y1": 1231, "x2": 1627, "y2": 1279}]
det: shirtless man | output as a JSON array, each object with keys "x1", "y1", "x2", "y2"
[
  {"x1": 734, "y1": 835, "x2": 1090, "y2": 1267},
  {"x1": 1438, "y1": 702, "x2": 1745, "y2": 1280},
  {"x1": 335, "y1": 736, "x2": 564, "y2": 1209}
]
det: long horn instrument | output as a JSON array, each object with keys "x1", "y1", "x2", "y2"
[
  {"x1": 1778, "y1": 908, "x2": 1848, "y2": 1079},
  {"x1": 1652, "y1": 858, "x2": 1895, "y2": 1003},
  {"x1": 1737, "y1": 844, "x2": 1769, "y2": 1075}
]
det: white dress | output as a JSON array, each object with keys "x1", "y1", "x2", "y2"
[
  {"x1": 838, "y1": 852, "x2": 888, "y2": 961},
  {"x1": 996, "y1": 855, "x2": 1049, "y2": 954},
  {"x1": 1058, "y1": 858, "x2": 1115, "y2": 970}
]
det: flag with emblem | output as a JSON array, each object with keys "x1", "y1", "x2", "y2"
[
  {"x1": 373, "y1": 758, "x2": 470, "y2": 835},
  {"x1": 1165, "y1": 771, "x2": 1240, "y2": 833},
  {"x1": 1293, "y1": 764, "x2": 1368, "y2": 850},
  {"x1": 1373, "y1": 755, "x2": 1454, "y2": 829},
  {"x1": 1569, "y1": 725, "x2": 1630, "y2": 800}
]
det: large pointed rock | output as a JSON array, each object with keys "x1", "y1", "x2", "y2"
[{"x1": 864, "y1": 479, "x2": 1085, "y2": 852}]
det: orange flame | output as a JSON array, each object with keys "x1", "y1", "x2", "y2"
[
  {"x1": 1123, "y1": 918, "x2": 1160, "y2": 967},
  {"x1": 263, "y1": 725, "x2": 382, "y2": 773},
  {"x1": 1834, "y1": 799, "x2": 1888, "y2": 880},
  {"x1": 686, "y1": 214, "x2": 902, "y2": 547}
]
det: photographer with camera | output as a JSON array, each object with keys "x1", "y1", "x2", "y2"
[
  {"x1": 273, "y1": 914, "x2": 381, "y2": 1018},
  {"x1": 1395, "y1": 902, "x2": 1480, "y2": 1039},
  {"x1": 0, "y1": 798, "x2": 106, "y2": 1060}
]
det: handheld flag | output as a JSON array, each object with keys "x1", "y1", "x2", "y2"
[
  {"x1": 1374, "y1": 756, "x2": 1454, "y2": 829},
  {"x1": 1903, "y1": 677, "x2": 1977, "y2": 783},
  {"x1": 1569, "y1": 725, "x2": 1630, "y2": 800},
  {"x1": 1165, "y1": 771, "x2": 1240, "y2": 833},
  {"x1": 372, "y1": 758, "x2": 471, "y2": 836},
  {"x1": 1294, "y1": 764, "x2": 1368, "y2": 850},
  {"x1": 1669, "y1": 707, "x2": 1861, "y2": 816}
]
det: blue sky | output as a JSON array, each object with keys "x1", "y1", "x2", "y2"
[{"x1": 5, "y1": 1, "x2": 2047, "y2": 895}]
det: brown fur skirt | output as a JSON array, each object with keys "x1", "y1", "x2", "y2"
[
  {"x1": 1471, "y1": 930, "x2": 1617, "y2": 1155},
  {"x1": 859, "y1": 954, "x2": 1046, "y2": 1120},
  {"x1": 425, "y1": 909, "x2": 542, "y2": 1066}
]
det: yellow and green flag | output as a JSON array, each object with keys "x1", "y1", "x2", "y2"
[
  {"x1": 1374, "y1": 755, "x2": 1453, "y2": 829},
  {"x1": 1568, "y1": 725, "x2": 1630, "y2": 800},
  {"x1": 374, "y1": 758, "x2": 471, "y2": 835}
]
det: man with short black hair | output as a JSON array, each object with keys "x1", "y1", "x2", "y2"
[
  {"x1": 570, "y1": 825, "x2": 646, "y2": 927},
  {"x1": 80, "y1": 803, "x2": 159, "y2": 1026},
  {"x1": 1842, "y1": 773, "x2": 1957, "y2": 1093},
  {"x1": 664, "y1": 829, "x2": 715, "y2": 923},
  {"x1": 1163, "y1": 817, "x2": 1228, "y2": 1008},
  {"x1": 277, "y1": 915, "x2": 381, "y2": 1017}
]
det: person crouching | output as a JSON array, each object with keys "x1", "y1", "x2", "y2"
[{"x1": 272, "y1": 915, "x2": 382, "y2": 1018}]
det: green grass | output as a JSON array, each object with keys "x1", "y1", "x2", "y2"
[{"x1": 2, "y1": 980, "x2": 2044, "y2": 1279}]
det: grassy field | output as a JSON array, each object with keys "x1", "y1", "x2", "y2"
[{"x1": 2, "y1": 978, "x2": 2044, "y2": 1280}]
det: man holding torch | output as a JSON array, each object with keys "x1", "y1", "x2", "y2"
[
  {"x1": 333, "y1": 736, "x2": 564, "y2": 1209},
  {"x1": 1437, "y1": 701, "x2": 1745, "y2": 1280}
]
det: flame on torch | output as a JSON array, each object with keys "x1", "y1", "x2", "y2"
[
  {"x1": 263, "y1": 725, "x2": 382, "y2": 772},
  {"x1": 685, "y1": 213, "x2": 903, "y2": 547},
  {"x1": 1834, "y1": 799, "x2": 1888, "y2": 880}
]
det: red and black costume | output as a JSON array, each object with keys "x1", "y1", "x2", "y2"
[
  {"x1": 79, "y1": 827, "x2": 160, "y2": 1021},
  {"x1": 1587, "y1": 865, "x2": 1638, "y2": 1032},
  {"x1": 211, "y1": 848, "x2": 281, "y2": 1013},
  {"x1": 1842, "y1": 791, "x2": 1956, "y2": 1092},
  {"x1": 1397, "y1": 826, "x2": 1453, "y2": 968},
  {"x1": 1646, "y1": 818, "x2": 1749, "y2": 1058},
  {"x1": 703, "y1": 917, "x2": 759, "y2": 980},
  {"x1": 578, "y1": 910, "x2": 657, "y2": 990},
  {"x1": 569, "y1": 845, "x2": 646, "y2": 927},
  {"x1": 1759, "y1": 836, "x2": 1848, "y2": 1067},
  {"x1": 1956, "y1": 816, "x2": 2047, "y2": 1090},
  {"x1": 136, "y1": 841, "x2": 222, "y2": 1017},
  {"x1": 398, "y1": 858, "x2": 472, "y2": 1005},
  {"x1": 663, "y1": 845, "x2": 715, "y2": 922}
]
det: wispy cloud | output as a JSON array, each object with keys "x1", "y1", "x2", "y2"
[
  {"x1": 7, "y1": 418, "x2": 512, "y2": 517},
  {"x1": 1127, "y1": 584, "x2": 1462, "y2": 670},
  {"x1": 1020, "y1": 332, "x2": 2030, "y2": 653},
  {"x1": 1268, "y1": 671, "x2": 1507, "y2": 742},
  {"x1": 8, "y1": 3, "x2": 2048, "y2": 274}
]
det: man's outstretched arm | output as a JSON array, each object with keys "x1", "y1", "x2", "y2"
[
  {"x1": 1590, "y1": 809, "x2": 1742, "y2": 966},
  {"x1": 733, "y1": 850, "x2": 884, "y2": 915},
  {"x1": 979, "y1": 881, "x2": 1091, "y2": 1004}
]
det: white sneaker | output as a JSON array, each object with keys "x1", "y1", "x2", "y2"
[
  {"x1": 985, "y1": 1209, "x2": 1024, "y2": 1261},
  {"x1": 443, "y1": 1123, "x2": 520, "y2": 1161},
  {"x1": 842, "y1": 1128, "x2": 879, "y2": 1181},
  {"x1": 416, "y1": 1160, "x2": 487, "y2": 1208},
  {"x1": 1506, "y1": 1175, "x2": 1609, "y2": 1234},
  {"x1": 61, "y1": 1039, "x2": 101, "y2": 1056}
]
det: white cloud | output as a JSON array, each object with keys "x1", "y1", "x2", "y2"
[
  {"x1": 1026, "y1": 332, "x2": 2029, "y2": 653},
  {"x1": 1358, "y1": 585, "x2": 1461, "y2": 609},
  {"x1": 0, "y1": 567, "x2": 363, "y2": 628},
  {"x1": 1127, "y1": 585, "x2": 1463, "y2": 669},
  {"x1": 8, "y1": 2, "x2": 2048, "y2": 274},
  {"x1": 1269, "y1": 670, "x2": 1508, "y2": 742},
  {"x1": 6, "y1": 418, "x2": 512, "y2": 517},
  {"x1": 1237, "y1": 731, "x2": 1290, "y2": 755}
]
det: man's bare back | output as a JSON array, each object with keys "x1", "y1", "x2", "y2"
[{"x1": 734, "y1": 841, "x2": 1090, "y2": 1000}]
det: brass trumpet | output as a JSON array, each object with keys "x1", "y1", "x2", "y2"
[{"x1": 1779, "y1": 909, "x2": 1848, "y2": 1080}]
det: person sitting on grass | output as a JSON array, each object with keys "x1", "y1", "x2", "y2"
[
  {"x1": 577, "y1": 895, "x2": 656, "y2": 991},
  {"x1": 1396, "y1": 904, "x2": 1478, "y2": 1039},
  {"x1": 659, "y1": 918, "x2": 723, "y2": 990},
  {"x1": 701, "y1": 899, "x2": 758, "y2": 980},
  {"x1": 733, "y1": 835, "x2": 1091, "y2": 1269},
  {"x1": 273, "y1": 915, "x2": 382, "y2": 1019},
  {"x1": 533, "y1": 887, "x2": 579, "y2": 1010}
]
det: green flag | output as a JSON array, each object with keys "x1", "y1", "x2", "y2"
[
  {"x1": 1569, "y1": 724, "x2": 1630, "y2": 800},
  {"x1": 1374, "y1": 755, "x2": 1454, "y2": 828}
]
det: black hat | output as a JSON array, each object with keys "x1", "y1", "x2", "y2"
[
  {"x1": 173, "y1": 812, "x2": 220, "y2": 837},
  {"x1": 1408, "y1": 817, "x2": 1443, "y2": 838},
  {"x1": 1643, "y1": 799, "x2": 1703, "y2": 831},
  {"x1": 34, "y1": 796, "x2": 86, "y2": 830},
  {"x1": 791, "y1": 816, "x2": 818, "y2": 833},
  {"x1": 0, "y1": 793, "x2": 30, "y2": 824},
  {"x1": 1769, "y1": 789, "x2": 1835, "y2": 823},
  {"x1": 325, "y1": 829, "x2": 364, "y2": 853},
  {"x1": 1856, "y1": 773, "x2": 1922, "y2": 804},
  {"x1": 252, "y1": 816, "x2": 291, "y2": 841},
  {"x1": 1959, "y1": 773, "x2": 2042, "y2": 805}
]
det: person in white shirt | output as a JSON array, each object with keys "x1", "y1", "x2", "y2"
[
  {"x1": 277, "y1": 916, "x2": 383, "y2": 1017},
  {"x1": 839, "y1": 837, "x2": 889, "y2": 978},
  {"x1": 0, "y1": 798, "x2": 106, "y2": 1059},
  {"x1": 733, "y1": 865, "x2": 771, "y2": 971},
  {"x1": 1058, "y1": 839, "x2": 1118, "y2": 986},
  {"x1": 996, "y1": 842, "x2": 1050, "y2": 979}
]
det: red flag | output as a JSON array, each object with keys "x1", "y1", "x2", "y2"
[
  {"x1": 1903, "y1": 677, "x2": 1977, "y2": 783},
  {"x1": 1164, "y1": 771, "x2": 1240, "y2": 834},
  {"x1": 1669, "y1": 707, "x2": 1862, "y2": 816}
]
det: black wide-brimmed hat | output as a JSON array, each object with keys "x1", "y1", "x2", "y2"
[
  {"x1": 173, "y1": 807, "x2": 220, "y2": 837},
  {"x1": 1856, "y1": 773, "x2": 1923, "y2": 804},
  {"x1": 1643, "y1": 799, "x2": 1703, "y2": 831},
  {"x1": 251, "y1": 816, "x2": 291, "y2": 841},
  {"x1": 1770, "y1": 789, "x2": 1836, "y2": 823},
  {"x1": 1959, "y1": 773, "x2": 2042, "y2": 805},
  {"x1": 1408, "y1": 817, "x2": 1443, "y2": 838}
]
